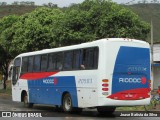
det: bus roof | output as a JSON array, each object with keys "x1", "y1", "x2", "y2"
[{"x1": 16, "y1": 38, "x2": 148, "y2": 58}]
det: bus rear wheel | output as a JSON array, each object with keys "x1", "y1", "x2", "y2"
[
  {"x1": 62, "y1": 93, "x2": 82, "y2": 113},
  {"x1": 23, "y1": 94, "x2": 33, "y2": 108},
  {"x1": 62, "y1": 93, "x2": 73, "y2": 112},
  {"x1": 97, "y1": 106, "x2": 116, "y2": 115}
]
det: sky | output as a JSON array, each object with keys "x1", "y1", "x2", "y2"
[{"x1": 0, "y1": 0, "x2": 157, "y2": 7}]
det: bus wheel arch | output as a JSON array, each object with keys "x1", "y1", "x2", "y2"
[
  {"x1": 21, "y1": 90, "x2": 33, "y2": 108},
  {"x1": 21, "y1": 90, "x2": 27, "y2": 102}
]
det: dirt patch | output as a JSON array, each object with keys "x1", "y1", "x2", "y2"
[{"x1": 0, "y1": 93, "x2": 12, "y2": 100}]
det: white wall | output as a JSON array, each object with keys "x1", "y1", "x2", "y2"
[
  {"x1": 153, "y1": 44, "x2": 160, "y2": 62},
  {"x1": 152, "y1": 44, "x2": 160, "y2": 89},
  {"x1": 153, "y1": 65, "x2": 160, "y2": 89}
]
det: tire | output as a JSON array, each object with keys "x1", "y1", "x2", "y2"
[
  {"x1": 62, "y1": 93, "x2": 82, "y2": 113},
  {"x1": 62, "y1": 93, "x2": 73, "y2": 112},
  {"x1": 97, "y1": 106, "x2": 116, "y2": 115},
  {"x1": 23, "y1": 94, "x2": 33, "y2": 108}
]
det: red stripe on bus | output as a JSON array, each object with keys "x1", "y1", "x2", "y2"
[
  {"x1": 107, "y1": 88, "x2": 150, "y2": 100},
  {"x1": 20, "y1": 71, "x2": 59, "y2": 80}
]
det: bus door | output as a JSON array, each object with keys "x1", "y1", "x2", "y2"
[{"x1": 12, "y1": 58, "x2": 21, "y2": 86}]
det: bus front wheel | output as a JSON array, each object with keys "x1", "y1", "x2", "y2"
[
  {"x1": 23, "y1": 94, "x2": 33, "y2": 108},
  {"x1": 97, "y1": 106, "x2": 116, "y2": 115}
]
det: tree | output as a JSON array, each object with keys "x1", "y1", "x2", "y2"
[
  {"x1": 48, "y1": 2, "x2": 58, "y2": 8},
  {"x1": 3, "y1": 0, "x2": 150, "y2": 53},
  {"x1": 9, "y1": 8, "x2": 63, "y2": 55},
  {"x1": 0, "y1": 15, "x2": 19, "y2": 89},
  {"x1": 53, "y1": 0, "x2": 150, "y2": 46},
  {"x1": 0, "y1": 2, "x2": 7, "y2": 6},
  {"x1": 12, "y1": 1, "x2": 19, "y2": 5},
  {"x1": 142, "y1": 0, "x2": 148, "y2": 4},
  {"x1": 0, "y1": 45, "x2": 11, "y2": 89},
  {"x1": 43, "y1": 3, "x2": 58, "y2": 8}
]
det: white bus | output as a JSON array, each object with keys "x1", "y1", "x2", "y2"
[{"x1": 11, "y1": 38, "x2": 151, "y2": 114}]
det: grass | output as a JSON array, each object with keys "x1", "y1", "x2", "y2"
[
  {"x1": 0, "y1": 80, "x2": 11, "y2": 95},
  {"x1": 116, "y1": 100, "x2": 160, "y2": 111},
  {"x1": 0, "y1": 87, "x2": 11, "y2": 95},
  {"x1": 116, "y1": 106, "x2": 147, "y2": 111}
]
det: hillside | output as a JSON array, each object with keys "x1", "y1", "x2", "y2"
[
  {"x1": 0, "y1": 4, "x2": 160, "y2": 43},
  {"x1": 126, "y1": 3, "x2": 160, "y2": 43},
  {"x1": 0, "y1": 5, "x2": 38, "y2": 18}
]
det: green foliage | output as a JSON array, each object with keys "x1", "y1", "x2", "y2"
[
  {"x1": 0, "y1": 15, "x2": 19, "y2": 56},
  {"x1": 74, "y1": 0, "x2": 150, "y2": 40},
  {"x1": 8, "y1": 8, "x2": 63, "y2": 55},
  {"x1": 52, "y1": 0, "x2": 150, "y2": 46},
  {"x1": 52, "y1": 9, "x2": 96, "y2": 46},
  {"x1": 0, "y1": 15, "x2": 19, "y2": 84}
]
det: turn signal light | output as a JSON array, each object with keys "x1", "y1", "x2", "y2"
[{"x1": 102, "y1": 79, "x2": 108, "y2": 82}]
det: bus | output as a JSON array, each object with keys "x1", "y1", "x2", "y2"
[{"x1": 11, "y1": 38, "x2": 151, "y2": 114}]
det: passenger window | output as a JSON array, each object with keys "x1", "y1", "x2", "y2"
[
  {"x1": 47, "y1": 53, "x2": 56, "y2": 71},
  {"x1": 82, "y1": 47, "x2": 99, "y2": 69},
  {"x1": 73, "y1": 50, "x2": 81, "y2": 70},
  {"x1": 64, "y1": 51, "x2": 73, "y2": 70},
  {"x1": 56, "y1": 53, "x2": 63, "y2": 71},
  {"x1": 86, "y1": 49, "x2": 94, "y2": 69},
  {"x1": 41, "y1": 54, "x2": 48, "y2": 72},
  {"x1": 21, "y1": 57, "x2": 28, "y2": 73},
  {"x1": 12, "y1": 58, "x2": 21, "y2": 85},
  {"x1": 93, "y1": 47, "x2": 99, "y2": 69},
  {"x1": 33, "y1": 55, "x2": 41, "y2": 72},
  {"x1": 28, "y1": 56, "x2": 34, "y2": 72}
]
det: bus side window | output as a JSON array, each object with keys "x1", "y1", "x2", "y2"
[
  {"x1": 64, "y1": 51, "x2": 73, "y2": 70},
  {"x1": 82, "y1": 47, "x2": 99, "y2": 70},
  {"x1": 41, "y1": 54, "x2": 48, "y2": 72},
  {"x1": 56, "y1": 53, "x2": 63, "y2": 71},
  {"x1": 28, "y1": 56, "x2": 34, "y2": 72},
  {"x1": 81, "y1": 49, "x2": 86, "y2": 69},
  {"x1": 12, "y1": 58, "x2": 21, "y2": 85},
  {"x1": 93, "y1": 47, "x2": 99, "y2": 69},
  {"x1": 47, "y1": 53, "x2": 56, "y2": 71},
  {"x1": 21, "y1": 57, "x2": 28, "y2": 74},
  {"x1": 73, "y1": 50, "x2": 81, "y2": 70},
  {"x1": 82, "y1": 49, "x2": 91, "y2": 69},
  {"x1": 33, "y1": 55, "x2": 41, "y2": 72},
  {"x1": 86, "y1": 48, "x2": 94, "y2": 69}
]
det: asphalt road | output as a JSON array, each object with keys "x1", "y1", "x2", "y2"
[{"x1": 0, "y1": 96, "x2": 160, "y2": 120}]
